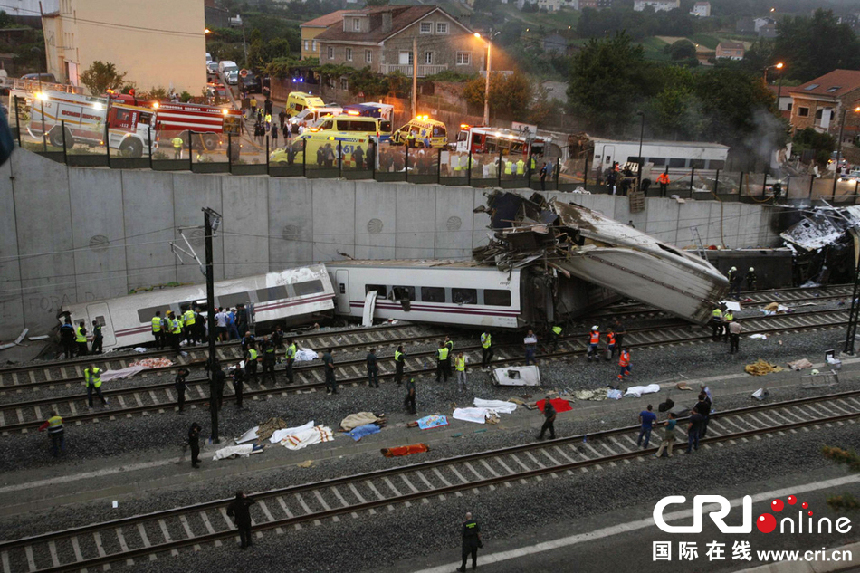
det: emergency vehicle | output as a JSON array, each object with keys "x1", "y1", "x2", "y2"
[
  {"x1": 286, "y1": 91, "x2": 325, "y2": 118},
  {"x1": 271, "y1": 113, "x2": 380, "y2": 166},
  {"x1": 454, "y1": 125, "x2": 547, "y2": 157},
  {"x1": 152, "y1": 101, "x2": 243, "y2": 150},
  {"x1": 28, "y1": 90, "x2": 154, "y2": 157},
  {"x1": 342, "y1": 102, "x2": 394, "y2": 122},
  {"x1": 391, "y1": 116, "x2": 446, "y2": 148}
]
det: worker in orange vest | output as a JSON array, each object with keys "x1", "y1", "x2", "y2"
[
  {"x1": 606, "y1": 329, "x2": 617, "y2": 361},
  {"x1": 656, "y1": 172, "x2": 671, "y2": 196},
  {"x1": 587, "y1": 326, "x2": 600, "y2": 361},
  {"x1": 618, "y1": 349, "x2": 631, "y2": 380}
]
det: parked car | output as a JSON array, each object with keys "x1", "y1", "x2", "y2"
[
  {"x1": 839, "y1": 169, "x2": 860, "y2": 184},
  {"x1": 206, "y1": 61, "x2": 219, "y2": 74},
  {"x1": 21, "y1": 72, "x2": 57, "y2": 82},
  {"x1": 239, "y1": 70, "x2": 262, "y2": 93}
]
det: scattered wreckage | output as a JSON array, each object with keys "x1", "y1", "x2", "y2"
[
  {"x1": 473, "y1": 191, "x2": 729, "y2": 324},
  {"x1": 780, "y1": 205, "x2": 860, "y2": 285}
]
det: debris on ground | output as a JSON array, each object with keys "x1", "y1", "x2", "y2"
[
  {"x1": 492, "y1": 366, "x2": 540, "y2": 386},
  {"x1": 788, "y1": 358, "x2": 814, "y2": 370},
  {"x1": 750, "y1": 334, "x2": 768, "y2": 340},
  {"x1": 381, "y1": 444, "x2": 430, "y2": 457},
  {"x1": 607, "y1": 389, "x2": 623, "y2": 400},
  {"x1": 780, "y1": 205, "x2": 860, "y2": 284},
  {"x1": 751, "y1": 387, "x2": 769, "y2": 400},
  {"x1": 339, "y1": 412, "x2": 385, "y2": 432},
  {"x1": 675, "y1": 382, "x2": 694, "y2": 391},
  {"x1": 129, "y1": 357, "x2": 173, "y2": 368},
  {"x1": 574, "y1": 389, "x2": 607, "y2": 401},
  {"x1": 623, "y1": 384, "x2": 661, "y2": 398},
  {"x1": 296, "y1": 460, "x2": 313, "y2": 468},
  {"x1": 212, "y1": 443, "x2": 264, "y2": 461},
  {"x1": 745, "y1": 359, "x2": 784, "y2": 376}
]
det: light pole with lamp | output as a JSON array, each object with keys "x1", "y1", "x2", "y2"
[
  {"x1": 474, "y1": 31, "x2": 499, "y2": 126},
  {"x1": 832, "y1": 106, "x2": 860, "y2": 201}
]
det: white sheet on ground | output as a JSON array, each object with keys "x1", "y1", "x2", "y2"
[
  {"x1": 212, "y1": 444, "x2": 262, "y2": 461},
  {"x1": 624, "y1": 384, "x2": 661, "y2": 398},
  {"x1": 473, "y1": 398, "x2": 517, "y2": 414},
  {"x1": 453, "y1": 407, "x2": 492, "y2": 424},
  {"x1": 721, "y1": 301, "x2": 742, "y2": 311},
  {"x1": 100, "y1": 366, "x2": 148, "y2": 382},
  {"x1": 235, "y1": 426, "x2": 260, "y2": 444},
  {"x1": 280, "y1": 425, "x2": 334, "y2": 450},
  {"x1": 269, "y1": 420, "x2": 316, "y2": 444},
  {"x1": 295, "y1": 349, "x2": 318, "y2": 362}
]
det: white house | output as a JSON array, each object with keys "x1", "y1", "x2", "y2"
[
  {"x1": 633, "y1": 0, "x2": 679, "y2": 13},
  {"x1": 690, "y1": 1, "x2": 710, "y2": 17}
]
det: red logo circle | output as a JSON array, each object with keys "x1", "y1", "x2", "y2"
[
  {"x1": 757, "y1": 513, "x2": 777, "y2": 533},
  {"x1": 771, "y1": 499, "x2": 784, "y2": 512},
  {"x1": 787, "y1": 495, "x2": 797, "y2": 505}
]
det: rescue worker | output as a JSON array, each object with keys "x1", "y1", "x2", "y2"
[
  {"x1": 167, "y1": 311, "x2": 182, "y2": 353},
  {"x1": 587, "y1": 326, "x2": 600, "y2": 361},
  {"x1": 529, "y1": 155, "x2": 537, "y2": 179},
  {"x1": 606, "y1": 329, "x2": 617, "y2": 361},
  {"x1": 613, "y1": 317, "x2": 627, "y2": 352},
  {"x1": 404, "y1": 376, "x2": 417, "y2": 415},
  {"x1": 261, "y1": 338, "x2": 276, "y2": 386},
  {"x1": 60, "y1": 318, "x2": 75, "y2": 359},
  {"x1": 183, "y1": 306, "x2": 197, "y2": 347},
  {"x1": 656, "y1": 171, "x2": 670, "y2": 196},
  {"x1": 227, "y1": 491, "x2": 257, "y2": 549},
  {"x1": 504, "y1": 158, "x2": 514, "y2": 179},
  {"x1": 710, "y1": 305, "x2": 723, "y2": 341},
  {"x1": 241, "y1": 330, "x2": 255, "y2": 353},
  {"x1": 454, "y1": 351, "x2": 467, "y2": 393},
  {"x1": 271, "y1": 325, "x2": 285, "y2": 352},
  {"x1": 285, "y1": 338, "x2": 297, "y2": 384},
  {"x1": 746, "y1": 267, "x2": 757, "y2": 291},
  {"x1": 188, "y1": 422, "x2": 202, "y2": 468},
  {"x1": 233, "y1": 362, "x2": 245, "y2": 408},
  {"x1": 550, "y1": 324, "x2": 563, "y2": 352},
  {"x1": 524, "y1": 329, "x2": 538, "y2": 366},
  {"x1": 435, "y1": 341, "x2": 449, "y2": 383},
  {"x1": 538, "y1": 395, "x2": 557, "y2": 440},
  {"x1": 394, "y1": 345, "x2": 406, "y2": 386},
  {"x1": 38, "y1": 412, "x2": 64, "y2": 457},
  {"x1": 727, "y1": 266, "x2": 742, "y2": 300},
  {"x1": 244, "y1": 343, "x2": 259, "y2": 384},
  {"x1": 722, "y1": 308, "x2": 734, "y2": 343},
  {"x1": 90, "y1": 319, "x2": 103, "y2": 355},
  {"x1": 172, "y1": 135, "x2": 183, "y2": 159},
  {"x1": 323, "y1": 348, "x2": 337, "y2": 395},
  {"x1": 75, "y1": 320, "x2": 88, "y2": 357},
  {"x1": 444, "y1": 336, "x2": 454, "y2": 378},
  {"x1": 540, "y1": 161, "x2": 549, "y2": 191},
  {"x1": 84, "y1": 365, "x2": 108, "y2": 408},
  {"x1": 151, "y1": 311, "x2": 165, "y2": 349},
  {"x1": 175, "y1": 367, "x2": 189, "y2": 413},
  {"x1": 617, "y1": 349, "x2": 631, "y2": 380},
  {"x1": 480, "y1": 331, "x2": 493, "y2": 369},
  {"x1": 457, "y1": 512, "x2": 483, "y2": 572},
  {"x1": 366, "y1": 348, "x2": 379, "y2": 388},
  {"x1": 516, "y1": 157, "x2": 525, "y2": 178}
]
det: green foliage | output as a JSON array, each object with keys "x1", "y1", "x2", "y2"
[
  {"x1": 462, "y1": 71, "x2": 534, "y2": 121},
  {"x1": 179, "y1": 91, "x2": 193, "y2": 102},
  {"x1": 247, "y1": 34, "x2": 292, "y2": 69},
  {"x1": 80, "y1": 61, "x2": 127, "y2": 96},
  {"x1": 793, "y1": 128, "x2": 837, "y2": 165},
  {"x1": 577, "y1": 6, "x2": 699, "y2": 42},
  {"x1": 424, "y1": 70, "x2": 478, "y2": 82},
  {"x1": 665, "y1": 40, "x2": 696, "y2": 61},
  {"x1": 567, "y1": 32, "x2": 652, "y2": 135},
  {"x1": 693, "y1": 65, "x2": 776, "y2": 147},
  {"x1": 147, "y1": 87, "x2": 168, "y2": 101},
  {"x1": 366, "y1": 0, "x2": 389, "y2": 5},
  {"x1": 0, "y1": 10, "x2": 10, "y2": 28},
  {"x1": 773, "y1": 9, "x2": 860, "y2": 82},
  {"x1": 264, "y1": 56, "x2": 302, "y2": 79}
]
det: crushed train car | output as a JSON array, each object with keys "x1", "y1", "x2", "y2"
[
  {"x1": 779, "y1": 205, "x2": 860, "y2": 286},
  {"x1": 474, "y1": 192, "x2": 729, "y2": 324}
]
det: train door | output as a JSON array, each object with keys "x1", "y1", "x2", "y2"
[
  {"x1": 335, "y1": 270, "x2": 349, "y2": 313},
  {"x1": 87, "y1": 302, "x2": 116, "y2": 347},
  {"x1": 603, "y1": 145, "x2": 615, "y2": 169}
]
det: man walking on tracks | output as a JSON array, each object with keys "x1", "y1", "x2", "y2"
[
  {"x1": 366, "y1": 348, "x2": 379, "y2": 388},
  {"x1": 285, "y1": 338, "x2": 296, "y2": 384},
  {"x1": 394, "y1": 345, "x2": 406, "y2": 386},
  {"x1": 457, "y1": 512, "x2": 483, "y2": 572},
  {"x1": 323, "y1": 348, "x2": 337, "y2": 395},
  {"x1": 454, "y1": 351, "x2": 467, "y2": 393},
  {"x1": 151, "y1": 311, "x2": 165, "y2": 349},
  {"x1": 227, "y1": 491, "x2": 257, "y2": 549},
  {"x1": 38, "y1": 412, "x2": 64, "y2": 457},
  {"x1": 587, "y1": 326, "x2": 600, "y2": 361},
  {"x1": 84, "y1": 365, "x2": 108, "y2": 408},
  {"x1": 261, "y1": 338, "x2": 276, "y2": 386},
  {"x1": 729, "y1": 320, "x2": 742, "y2": 354},
  {"x1": 480, "y1": 331, "x2": 493, "y2": 369},
  {"x1": 60, "y1": 318, "x2": 76, "y2": 358},
  {"x1": 90, "y1": 319, "x2": 103, "y2": 355},
  {"x1": 538, "y1": 395, "x2": 557, "y2": 440},
  {"x1": 188, "y1": 422, "x2": 202, "y2": 468},
  {"x1": 175, "y1": 367, "x2": 189, "y2": 413},
  {"x1": 637, "y1": 404, "x2": 657, "y2": 448},
  {"x1": 404, "y1": 377, "x2": 417, "y2": 415}
]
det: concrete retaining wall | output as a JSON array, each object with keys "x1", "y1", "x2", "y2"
[{"x1": 0, "y1": 149, "x2": 782, "y2": 338}]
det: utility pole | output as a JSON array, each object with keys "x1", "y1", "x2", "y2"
[
  {"x1": 845, "y1": 229, "x2": 860, "y2": 355},
  {"x1": 203, "y1": 207, "x2": 222, "y2": 443},
  {"x1": 483, "y1": 38, "x2": 491, "y2": 125},
  {"x1": 411, "y1": 37, "x2": 417, "y2": 119}
]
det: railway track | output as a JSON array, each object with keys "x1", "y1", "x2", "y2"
[
  {"x1": 2, "y1": 390, "x2": 858, "y2": 573},
  {"x1": 0, "y1": 307, "x2": 850, "y2": 434}
]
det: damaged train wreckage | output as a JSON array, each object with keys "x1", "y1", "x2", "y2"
[
  {"x1": 780, "y1": 205, "x2": 860, "y2": 286},
  {"x1": 473, "y1": 192, "x2": 730, "y2": 325}
]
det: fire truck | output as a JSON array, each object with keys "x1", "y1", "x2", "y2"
[
  {"x1": 28, "y1": 91, "x2": 154, "y2": 157},
  {"x1": 454, "y1": 125, "x2": 547, "y2": 157},
  {"x1": 152, "y1": 101, "x2": 243, "y2": 150}
]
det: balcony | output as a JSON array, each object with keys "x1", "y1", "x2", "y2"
[{"x1": 380, "y1": 63, "x2": 448, "y2": 77}]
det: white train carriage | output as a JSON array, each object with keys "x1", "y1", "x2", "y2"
[
  {"x1": 327, "y1": 260, "x2": 524, "y2": 329},
  {"x1": 62, "y1": 264, "x2": 334, "y2": 351}
]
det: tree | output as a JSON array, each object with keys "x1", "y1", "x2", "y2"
[
  {"x1": 80, "y1": 61, "x2": 126, "y2": 96},
  {"x1": 665, "y1": 40, "x2": 696, "y2": 61},
  {"x1": 792, "y1": 128, "x2": 836, "y2": 166},
  {"x1": 567, "y1": 32, "x2": 652, "y2": 136},
  {"x1": 648, "y1": 66, "x2": 703, "y2": 140},
  {"x1": 773, "y1": 9, "x2": 860, "y2": 82}
]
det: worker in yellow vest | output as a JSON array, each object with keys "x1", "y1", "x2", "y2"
[
  {"x1": 183, "y1": 307, "x2": 197, "y2": 347},
  {"x1": 152, "y1": 310, "x2": 165, "y2": 349},
  {"x1": 167, "y1": 311, "x2": 182, "y2": 353},
  {"x1": 454, "y1": 351, "x2": 467, "y2": 393},
  {"x1": 504, "y1": 158, "x2": 513, "y2": 179},
  {"x1": 435, "y1": 341, "x2": 449, "y2": 383},
  {"x1": 550, "y1": 324, "x2": 563, "y2": 352},
  {"x1": 75, "y1": 320, "x2": 89, "y2": 357},
  {"x1": 84, "y1": 365, "x2": 108, "y2": 408},
  {"x1": 285, "y1": 338, "x2": 297, "y2": 384},
  {"x1": 172, "y1": 136, "x2": 184, "y2": 159},
  {"x1": 394, "y1": 345, "x2": 406, "y2": 385},
  {"x1": 516, "y1": 158, "x2": 525, "y2": 177},
  {"x1": 480, "y1": 331, "x2": 493, "y2": 369},
  {"x1": 245, "y1": 344, "x2": 259, "y2": 384},
  {"x1": 38, "y1": 412, "x2": 65, "y2": 456},
  {"x1": 710, "y1": 306, "x2": 723, "y2": 341}
]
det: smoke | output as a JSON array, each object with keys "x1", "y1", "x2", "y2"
[{"x1": 743, "y1": 107, "x2": 787, "y2": 170}]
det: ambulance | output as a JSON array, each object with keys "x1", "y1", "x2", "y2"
[
  {"x1": 271, "y1": 112, "x2": 381, "y2": 166},
  {"x1": 391, "y1": 116, "x2": 447, "y2": 148},
  {"x1": 286, "y1": 91, "x2": 326, "y2": 118}
]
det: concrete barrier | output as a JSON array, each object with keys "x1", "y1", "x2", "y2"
[{"x1": 0, "y1": 149, "x2": 781, "y2": 338}]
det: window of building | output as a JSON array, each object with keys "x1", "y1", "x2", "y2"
[
  {"x1": 420, "y1": 22, "x2": 432, "y2": 33},
  {"x1": 346, "y1": 48, "x2": 353, "y2": 61},
  {"x1": 436, "y1": 22, "x2": 448, "y2": 34},
  {"x1": 399, "y1": 51, "x2": 414, "y2": 65},
  {"x1": 787, "y1": 102, "x2": 792, "y2": 111},
  {"x1": 365, "y1": 50, "x2": 372, "y2": 63},
  {"x1": 304, "y1": 40, "x2": 310, "y2": 51},
  {"x1": 424, "y1": 52, "x2": 433, "y2": 64},
  {"x1": 456, "y1": 52, "x2": 471, "y2": 65},
  {"x1": 816, "y1": 109, "x2": 823, "y2": 120},
  {"x1": 312, "y1": 40, "x2": 317, "y2": 52},
  {"x1": 340, "y1": 78, "x2": 349, "y2": 91},
  {"x1": 483, "y1": 289, "x2": 511, "y2": 307},
  {"x1": 798, "y1": 107, "x2": 809, "y2": 117},
  {"x1": 452, "y1": 288, "x2": 477, "y2": 304},
  {"x1": 420, "y1": 286, "x2": 445, "y2": 302},
  {"x1": 328, "y1": 46, "x2": 334, "y2": 60},
  {"x1": 353, "y1": 18, "x2": 361, "y2": 31}
]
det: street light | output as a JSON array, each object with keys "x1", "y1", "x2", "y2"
[
  {"x1": 832, "y1": 106, "x2": 860, "y2": 201},
  {"x1": 474, "y1": 31, "x2": 499, "y2": 126},
  {"x1": 763, "y1": 61, "x2": 784, "y2": 83}
]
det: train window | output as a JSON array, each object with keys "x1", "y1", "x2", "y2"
[
  {"x1": 690, "y1": 159, "x2": 705, "y2": 169},
  {"x1": 366, "y1": 284, "x2": 388, "y2": 298},
  {"x1": 220, "y1": 292, "x2": 251, "y2": 309},
  {"x1": 649, "y1": 158, "x2": 665, "y2": 167},
  {"x1": 483, "y1": 290, "x2": 511, "y2": 307},
  {"x1": 392, "y1": 286, "x2": 416, "y2": 301},
  {"x1": 255, "y1": 286, "x2": 289, "y2": 302},
  {"x1": 138, "y1": 306, "x2": 166, "y2": 324},
  {"x1": 421, "y1": 286, "x2": 445, "y2": 302},
  {"x1": 294, "y1": 280, "x2": 324, "y2": 296},
  {"x1": 669, "y1": 158, "x2": 686, "y2": 168},
  {"x1": 710, "y1": 160, "x2": 725, "y2": 170},
  {"x1": 339, "y1": 283, "x2": 346, "y2": 294},
  {"x1": 94, "y1": 315, "x2": 106, "y2": 327},
  {"x1": 452, "y1": 288, "x2": 477, "y2": 304}
]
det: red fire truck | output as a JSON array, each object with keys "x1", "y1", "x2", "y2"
[
  {"x1": 152, "y1": 101, "x2": 243, "y2": 150},
  {"x1": 454, "y1": 125, "x2": 547, "y2": 157}
]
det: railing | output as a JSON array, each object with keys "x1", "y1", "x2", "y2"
[{"x1": 379, "y1": 63, "x2": 448, "y2": 77}]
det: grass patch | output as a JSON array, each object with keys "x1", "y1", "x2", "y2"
[
  {"x1": 688, "y1": 33, "x2": 720, "y2": 49},
  {"x1": 495, "y1": 4, "x2": 580, "y2": 30},
  {"x1": 638, "y1": 36, "x2": 673, "y2": 62}
]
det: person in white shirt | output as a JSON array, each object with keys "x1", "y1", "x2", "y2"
[{"x1": 215, "y1": 308, "x2": 227, "y2": 341}]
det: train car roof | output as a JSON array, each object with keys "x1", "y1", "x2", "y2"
[
  {"x1": 590, "y1": 138, "x2": 730, "y2": 149},
  {"x1": 326, "y1": 259, "x2": 513, "y2": 271}
]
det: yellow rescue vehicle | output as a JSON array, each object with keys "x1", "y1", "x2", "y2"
[{"x1": 391, "y1": 116, "x2": 447, "y2": 148}]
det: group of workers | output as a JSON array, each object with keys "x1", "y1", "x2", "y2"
[
  {"x1": 727, "y1": 265, "x2": 757, "y2": 300},
  {"x1": 150, "y1": 305, "x2": 252, "y2": 353},
  {"x1": 710, "y1": 303, "x2": 743, "y2": 353},
  {"x1": 59, "y1": 317, "x2": 103, "y2": 359}
]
